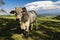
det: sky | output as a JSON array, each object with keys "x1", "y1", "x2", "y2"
[
  {"x1": 0, "y1": 0, "x2": 60, "y2": 15},
  {"x1": 3, "y1": 0, "x2": 39, "y2": 12}
]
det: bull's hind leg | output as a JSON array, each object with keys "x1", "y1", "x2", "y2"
[
  {"x1": 29, "y1": 23, "x2": 34, "y2": 31},
  {"x1": 34, "y1": 19, "x2": 38, "y2": 30}
]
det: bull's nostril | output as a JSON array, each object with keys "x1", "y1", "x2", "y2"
[{"x1": 16, "y1": 19, "x2": 19, "y2": 21}]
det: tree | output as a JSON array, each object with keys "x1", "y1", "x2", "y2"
[
  {"x1": 0, "y1": 0, "x2": 7, "y2": 15},
  {"x1": 0, "y1": 0, "x2": 5, "y2": 9},
  {"x1": 0, "y1": 0, "x2": 5, "y2": 6}
]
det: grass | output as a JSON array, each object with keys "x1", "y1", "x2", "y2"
[{"x1": 0, "y1": 16, "x2": 60, "y2": 40}]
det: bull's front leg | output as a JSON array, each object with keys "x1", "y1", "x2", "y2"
[
  {"x1": 23, "y1": 22, "x2": 30, "y2": 39},
  {"x1": 25, "y1": 22, "x2": 30, "y2": 32}
]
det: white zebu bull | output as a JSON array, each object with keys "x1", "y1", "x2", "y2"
[{"x1": 10, "y1": 7, "x2": 37, "y2": 38}]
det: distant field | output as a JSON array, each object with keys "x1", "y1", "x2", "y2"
[
  {"x1": 0, "y1": 16, "x2": 60, "y2": 40},
  {"x1": 0, "y1": 15, "x2": 16, "y2": 19}
]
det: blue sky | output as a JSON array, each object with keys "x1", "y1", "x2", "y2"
[{"x1": 1, "y1": 0, "x2": 60, "y2": 14}]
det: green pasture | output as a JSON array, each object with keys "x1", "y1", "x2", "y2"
[{"x1": 0, "y1": 16, "x2": 60, "y2": 40}]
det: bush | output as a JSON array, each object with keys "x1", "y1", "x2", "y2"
[{"x1": 53, "y1": 15, "x2": 60, "y2": 20}]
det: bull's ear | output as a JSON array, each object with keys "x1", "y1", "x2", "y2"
[
  {"x1": 22, "y1": 7, "x2": 27, "y2": 12},
  {"x1": 10, "y1": 10, "x2": 16, "y2": 14}
]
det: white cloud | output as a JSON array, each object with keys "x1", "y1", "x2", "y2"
[
  {"x1": 55, "y1": 1, "x2": 60, "y2": 5},
  {"x1": 24, "y1": 1, "x2": 60, "y2": 14}
]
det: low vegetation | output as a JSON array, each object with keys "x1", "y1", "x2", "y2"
[{"x1": 0, "y1": 15, "x2": 60, "y2": 40}]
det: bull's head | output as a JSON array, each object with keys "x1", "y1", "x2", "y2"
[{"x1": 10, "y1": 7, "x2": 27, "y2": 23}]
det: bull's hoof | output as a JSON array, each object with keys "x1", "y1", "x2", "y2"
[
  {"x1": 23, "y1": 32, "x2": 29, "y2": 39},
  {"x1": 23, "y1": 36, "x2": 29, "y2": 40}
]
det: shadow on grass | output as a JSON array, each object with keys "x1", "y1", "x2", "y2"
[{"x1": 0, "y1": 18, "x2": 20, "y2": 40}]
